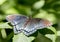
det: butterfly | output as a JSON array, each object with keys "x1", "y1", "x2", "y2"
[{"x1": 6, "y1": 14, "x2": 52, "y2": 36}]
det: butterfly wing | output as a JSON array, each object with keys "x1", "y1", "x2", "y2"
[
  {"x1": 23, "y1": 18, "x2": 52, "y2": 35},
  {"x1": 6, "y1": 14, "x2": 28, "y2": 34},
  {"x1": 6, "y1": 14, "x2": 52, "y2": 36}
]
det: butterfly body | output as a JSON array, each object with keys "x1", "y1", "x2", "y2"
[{"x1": 6, "y1": 14, "x2": 52, "y2": 36}]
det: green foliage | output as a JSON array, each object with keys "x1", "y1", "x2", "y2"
[
  {"x1": 13, "y1": 33, "x2": 35, "y2": 42},
  {"x1": 0, "y1": 22, "x2": 12, "y2": 29},
  {"x1": 0, "y1": 0, "x2": 60, "y2": 42}
]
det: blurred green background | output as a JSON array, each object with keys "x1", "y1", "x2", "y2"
[{"x1": 0, "y1": 0, "x2": 60, "y2": 42}]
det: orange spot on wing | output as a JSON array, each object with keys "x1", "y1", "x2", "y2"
[{"x1": 43, "y1": 20, "x2": 52, "y2": 26}]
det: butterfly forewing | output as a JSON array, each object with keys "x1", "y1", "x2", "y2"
[
  {"x1": 6, "y1": 14, "x2": 28, "y2": 34},
  {"x1": 6, "y1": 14, "x2": 28, "y2": 25}
]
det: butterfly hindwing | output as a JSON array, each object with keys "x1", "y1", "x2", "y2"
[{"x1": 23, "y1": 18, "x2": 52, "y2": 35}]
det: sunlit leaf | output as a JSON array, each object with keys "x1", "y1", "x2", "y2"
[
  {"x1": 13, "y1": 33, "x2": 35, "y2": 42},
  {"x1": 0, "y1": 22, "x2": 12, "y2": 29},
  {"x1": 45, "y1": 26, "x2": 57, "y2": 42}
]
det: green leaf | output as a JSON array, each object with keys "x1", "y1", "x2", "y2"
[
  {"x1": 45, "y1": 26, "x2": 57, "y2": 42},
  {"x1": 34, "y1": 32, "x2": 52, "y2": 42},
  {"x1": 55, "y1": 31, "x2": 60, "y2": 42},
  {"x1": 13, "y1": 33, "x2": 35, "y2": 42},
  {"x1": 33, "y1": 0, "x2": 45, "y2": 9},
  {"x1": 0, "y1": 22, "x2": 12, "y2": 29}
]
